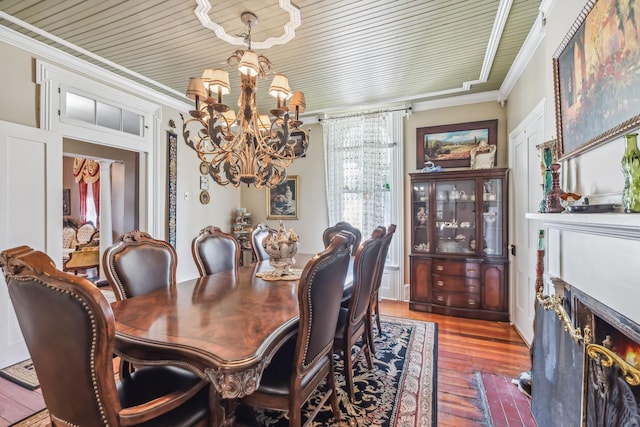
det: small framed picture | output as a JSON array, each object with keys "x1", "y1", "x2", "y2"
[
  {"x1": 266, "y1": 176, "x2": 298, "y2": 220},
  {"x1": 200, "y1": 175, "x2": 209, "y2": 190},
  {"x1": 63, "y1": 188, "x2": 71, "y2": 216},
  {"x1": 199, "y1": 161, "x2": 210, "y2": 175}
]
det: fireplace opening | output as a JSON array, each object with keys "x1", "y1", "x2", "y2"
[
  {"x1": 579, "y1": 300, "x2": 640, "y2": 427},
  {"x1": 592, "y1": 316, "x2": 640, "y2": 368}
]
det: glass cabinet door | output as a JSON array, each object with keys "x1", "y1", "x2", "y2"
[
  {"x1": 412, "y1": 183, "x2": 429, "y2": 252},
  {"x1": 434, "y1": 179, "x2": 475, "y2": 254},
  {"x1": 481, "y1": 177, "x2": 503, "y2": 256}
]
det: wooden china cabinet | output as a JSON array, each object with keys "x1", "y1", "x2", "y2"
[{"x1": 409, "y1": 168, "x2": 509, "y2": 321}]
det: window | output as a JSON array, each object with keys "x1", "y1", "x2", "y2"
[
  {"x1": 323, "y1": 110, "x2": 401, "y2": 240},
  {"x1": 63, "y1": 91, "x2": 144, "y2": 136}
]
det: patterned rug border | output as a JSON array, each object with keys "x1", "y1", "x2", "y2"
[
  {"x1": 382, "y1": 315, "x2": 438, "y2": 427},
  {"x1": 9, "y1": 409, "x2": 48, "y2": 427}
]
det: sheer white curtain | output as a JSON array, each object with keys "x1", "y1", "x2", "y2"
[{"x1": 322, "y1": 111, "x2": 402, "y2": 239}]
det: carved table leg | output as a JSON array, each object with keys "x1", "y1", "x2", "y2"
[
  {"x1": 208, "y1": 385, "x2": 225, "y2": 427},
  {"x1": 208, "y1": 391, "x2": 239, "y2": 427},
  {"x1": 222, "y1": 399, "x2": 238, "y2": 426}
]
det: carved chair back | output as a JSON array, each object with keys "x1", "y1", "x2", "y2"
[
  {"x1": 191, "y1": 226, "x2": 240, "y2": 276},
  {"x1": 322, "y1": 222, "x2": 362, "y2": 256},
  {"x1": 250, "y1": 223, "x2": 272, "y2": 262},
  {"x1": 103, "y1": 231, "x2": 177, "y2": 300}
]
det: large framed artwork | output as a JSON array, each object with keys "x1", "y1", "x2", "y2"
[
  {"x1": 266, "y1": 176, "x2": 298, "y2": 219},
  {"x1": 554, "y1": 0, "x2": 640, "y2": 160},
  {"x1": 416, "y1": 119, "x2": 497, "y2": 169},
  {"x1": 166, "y1": 131, "x2": 177, "y2": 247}
]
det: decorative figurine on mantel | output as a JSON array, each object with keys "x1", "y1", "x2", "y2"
[
  {"x1": 539, "y1": 146, "x2": 554, "y2": 212},
  {"x1": 621, "y1": 133, "x2": 640, "y2": 213},
  {"x1": 545, "y1": 163, "x2": 565, "y2": 213}
]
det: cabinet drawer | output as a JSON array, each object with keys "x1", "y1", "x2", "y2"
[
  {"x1": 431, "y1": 260, "x2": 480, "y2": 277},
  {"x1": 432, "y1": 274, "x2": 480, "y2": 293},
  {"x1": 432, "y1": 291, "x2": 480, "y2": 309}
]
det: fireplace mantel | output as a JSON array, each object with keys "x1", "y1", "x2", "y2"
[
  {"x1": 527, "y1": 212, "x2": 640, "y2": 426},
  {"x1": 525, "y1": 211, "x2": 640, "y2": 345},
  {"x1": 526, "y1": 212, "x2": 640, "y2": 240}
]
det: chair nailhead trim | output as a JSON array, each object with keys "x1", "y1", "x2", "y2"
[{"x1": 12, "y1": 277, "x2": 109, "y2": 426}]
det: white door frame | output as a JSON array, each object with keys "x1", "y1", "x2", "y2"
[
  {"x1": 508, "y1": 99, "x2": 545, "y2": 345},
  {"x1": 35, "y1": 60, "x2": 163, "y2": 240},
  {"x1": 381, "y1": 112, "x2": 405, "y2": 301},
  {"x1": 0, "y1": 121, "x2": 62, "y2": 368}
]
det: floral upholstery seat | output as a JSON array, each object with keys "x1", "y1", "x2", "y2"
[
  {"x1": 76, "y1": 223, "x2": 96, "y2": 246},
  {"x1": 62, "y1": 226, "x2": 77, "y2": 261}
]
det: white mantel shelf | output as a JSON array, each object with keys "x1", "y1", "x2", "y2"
[{"x1": 526, "y1": 212, "x2": 640, "y2": 240}]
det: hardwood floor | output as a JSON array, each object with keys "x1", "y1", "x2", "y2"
[
  {"x1": 380, "y1": 300, "x2": 532, "y2": 426},
  {"x1": 0, "y1": 300, "x2": 531, "y2": 426}
]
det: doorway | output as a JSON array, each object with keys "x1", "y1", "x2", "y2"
[
  {"x1": 508, "y1": 100, "x2": 545, "y2": 345},
  {"x1": 63, "y1": 140, "x2": 140, "y2": 279},
  {"x1": 63, "y1": 140, "x2": 139, "y2": 238}
]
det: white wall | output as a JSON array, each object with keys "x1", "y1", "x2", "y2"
[{"x1": 133, "y1": 105, "x2": 241, "y2": 282}]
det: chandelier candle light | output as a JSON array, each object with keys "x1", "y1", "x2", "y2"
[{"x1": 181, "y1": 12, "x2": 308, "y2": 188}]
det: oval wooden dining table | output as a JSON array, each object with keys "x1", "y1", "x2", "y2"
[{"x1": 111, "y1": 253, "x2": 352, "y2": 426}]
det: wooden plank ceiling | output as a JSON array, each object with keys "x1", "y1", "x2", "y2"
[{"x1": 0, "y1": 0, "x2": 540, "y2": 115}]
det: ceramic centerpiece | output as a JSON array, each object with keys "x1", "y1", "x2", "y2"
[{"x1": 262, "y1": 220, "x2": 299, "y2": 277}]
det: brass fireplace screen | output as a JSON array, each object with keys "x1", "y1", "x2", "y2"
[{"x1": 537, "y1": 281, "x2": 640, "y2": 426}]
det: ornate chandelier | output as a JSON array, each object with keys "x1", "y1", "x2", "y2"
[{"x1": 181, "y1": 12, "x2": 308, "y2": 189}]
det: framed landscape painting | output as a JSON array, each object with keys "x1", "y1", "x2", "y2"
[
  {"x1": 416, "y1": 120, "x2": 497, "y2": 169},
  {"x1": 554, "y1": 0, "x2": 640, "y2": 160}
]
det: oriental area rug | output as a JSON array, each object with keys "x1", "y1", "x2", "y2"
[
  {"x1": 10, "y1": 317, "x2": 437, "y2": 427},
  {"x1": 238, "y1": 316, "x2": 438, "y2": 426}
]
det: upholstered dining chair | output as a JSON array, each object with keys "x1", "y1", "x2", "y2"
[
  {"x1": 250, "y1": 223, "x2": 272, "y2": 262},
  {"x1": 102, "y1": 230, "x2": 180, "y2": 379},
  {"x1": 0, "y1": 246, "x2": 210, "y2": 427},
  {"x1": 191, "y1": 225, "x2": 240, "y2": 276},
  {"x1": 322, "y1": 221, "x2": 362, "y2": 256},
  {"x1": 240, "y1": 231, "x2": 353, "y2": 426},
  {"x1": 368, "y1": 224, "x2": 397, "y2": 353},
  {"x1": 340, "y1": 226, "x2": 385, "y2": 306},
  {"x1": 334, "y1": 227, "x2": 385, "y2": 402},
  {"x1": 103, "y1": 230, "x2": 177, "y2": 301}
]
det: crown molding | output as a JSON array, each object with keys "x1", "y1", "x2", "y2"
[
  {"x1": 411, "y1": 91, "x2": 501, "y2": 112},
  {"x1": 539, "y1": 0, "x2": 557, "y2": 18},
  {"x1": 498, "y1": 11, "x2": 546, "y2": 102},
  {"x1": 0, "y1": 14, "x2": 191, "y2": 112},
  {"x1": 498, "y1": 0, "x2": 557, "y2": 102}
]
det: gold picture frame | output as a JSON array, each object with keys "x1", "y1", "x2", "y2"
[
  {"x1": 266, "y1": 176, "x2": 298, "y2": 219},
  {"x1": 554, "y1": 0, "x2": 640, "y2": 160}
]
